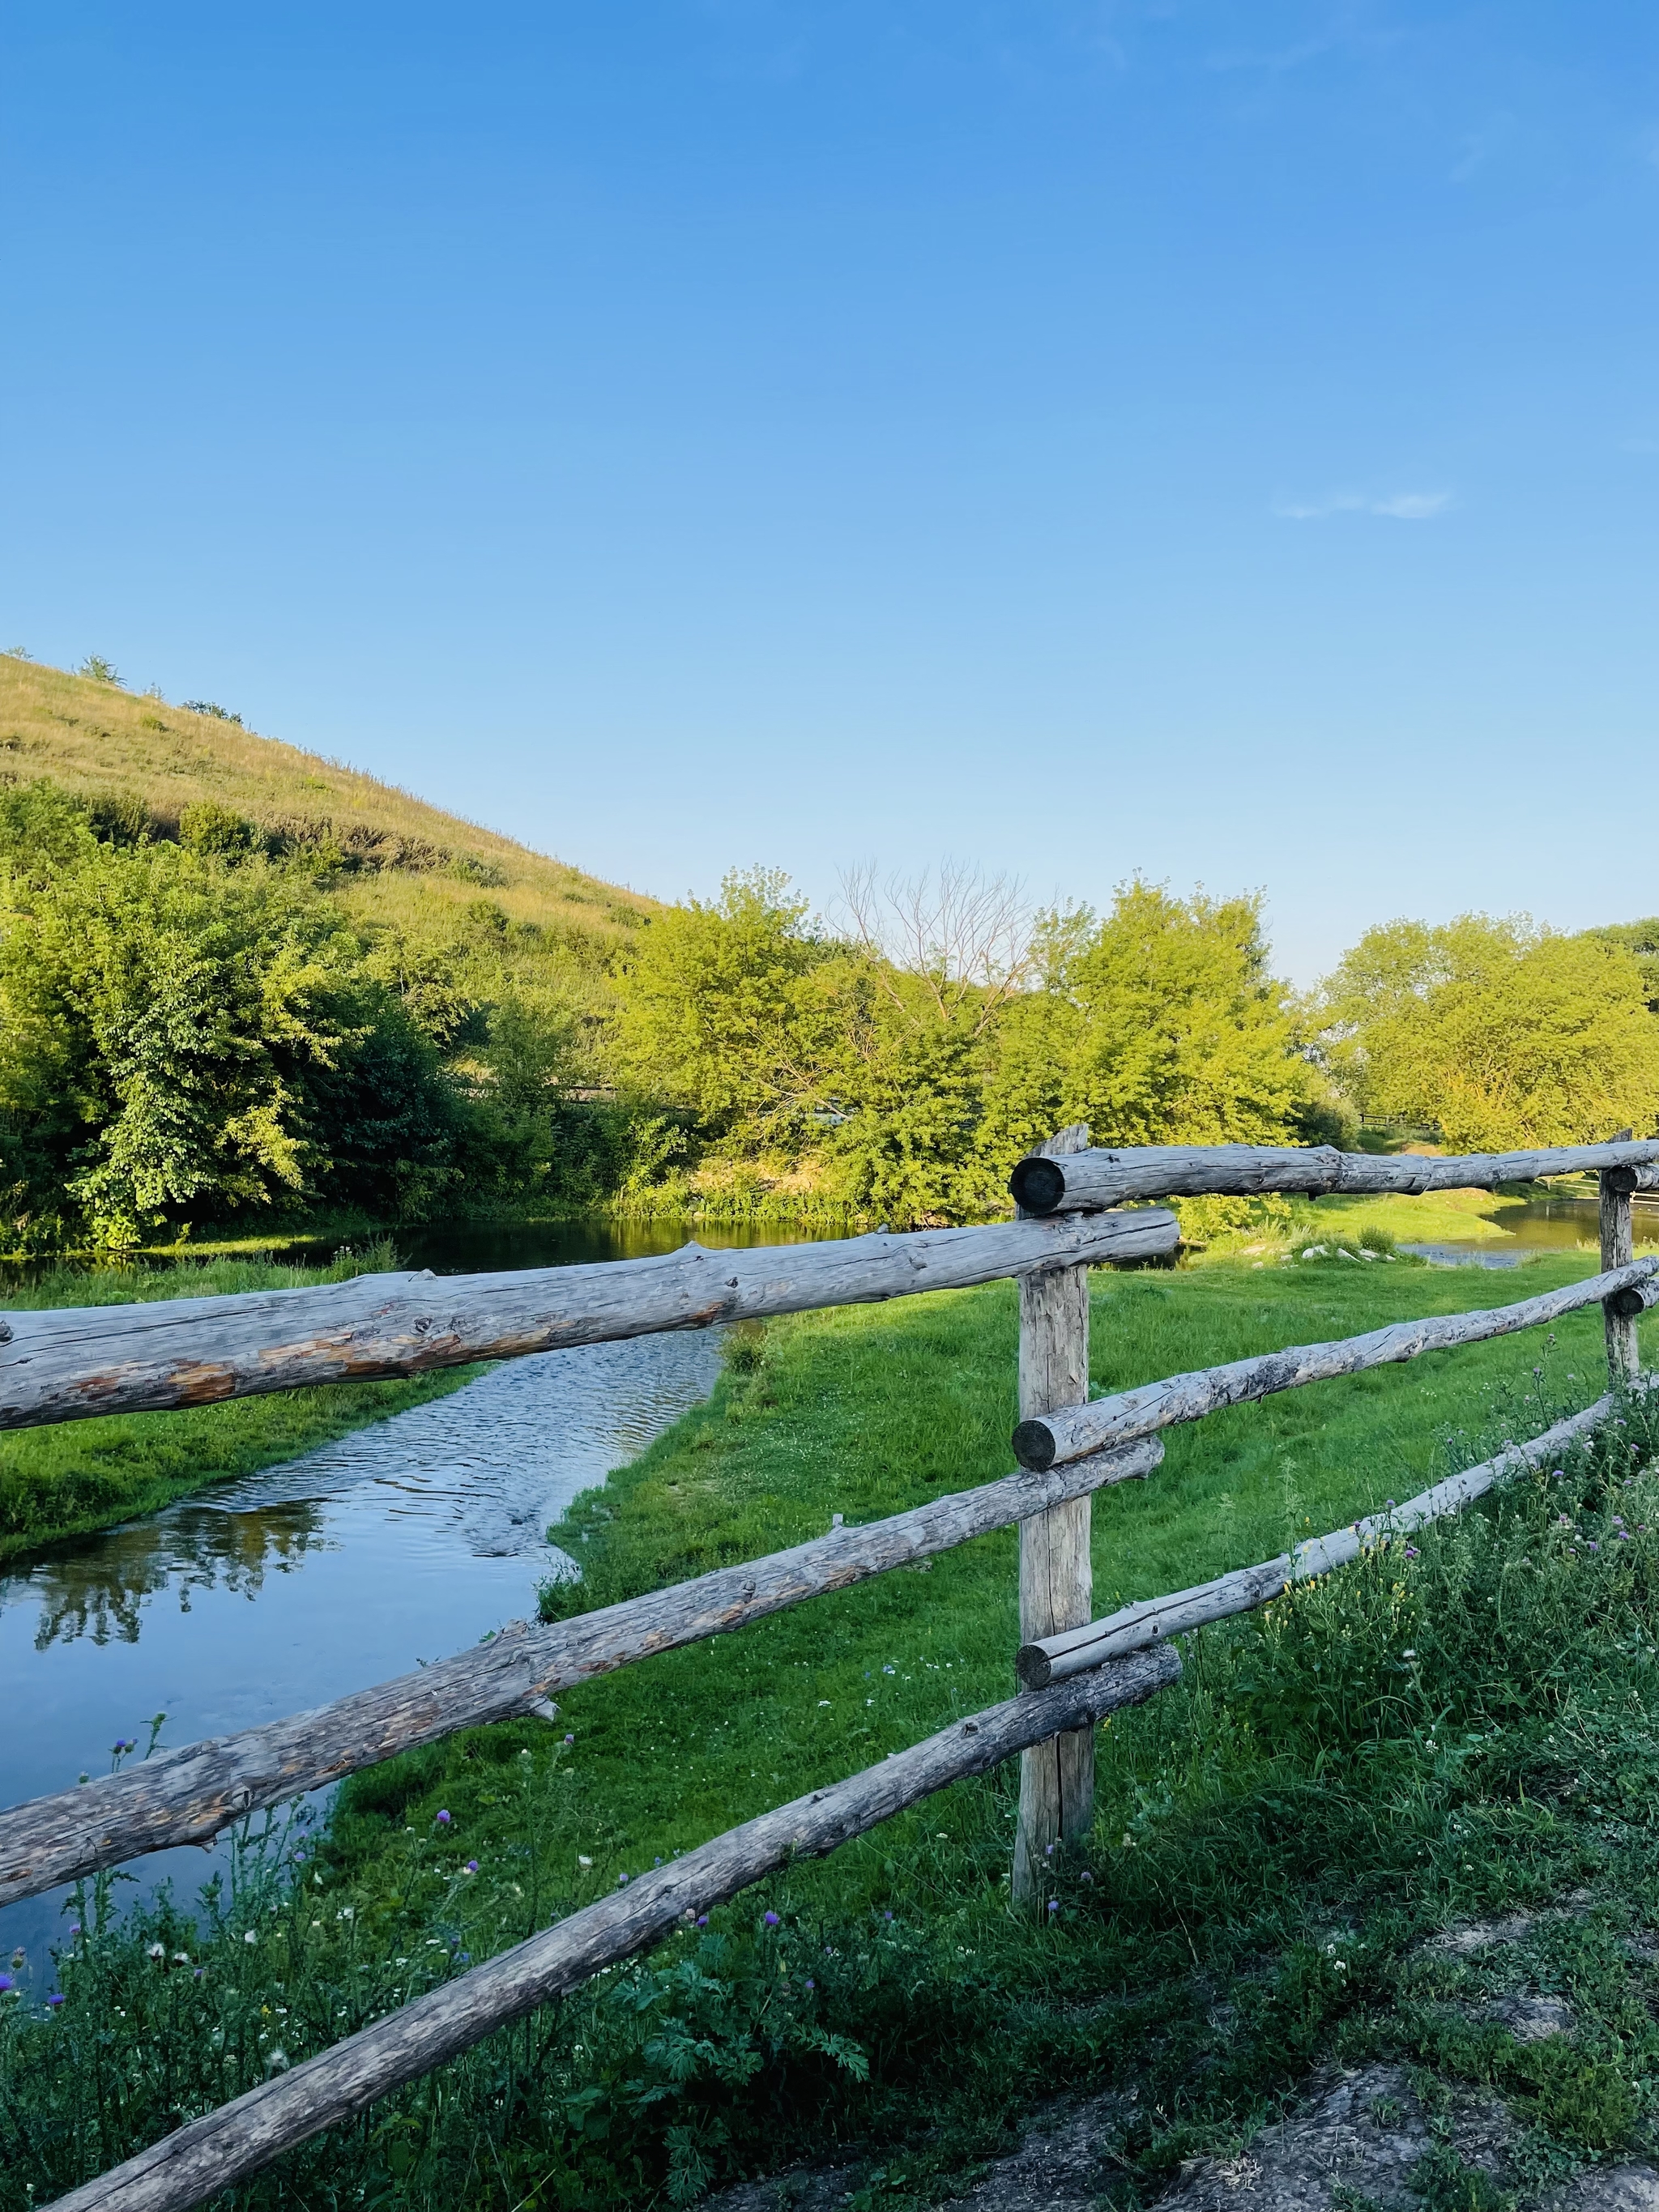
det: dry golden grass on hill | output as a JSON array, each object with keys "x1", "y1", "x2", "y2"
[{"x1": 0, "y1": 654, "x2": 657, "y2": 944}]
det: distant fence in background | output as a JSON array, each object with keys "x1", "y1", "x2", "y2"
[{"x1": 5, "y1": 1136, "x2": 1658, "y2": 2212}]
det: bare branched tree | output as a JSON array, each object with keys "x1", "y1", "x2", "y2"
[{"x1": 835, "y1": 863, "x2": 1037, "y2": 1033}]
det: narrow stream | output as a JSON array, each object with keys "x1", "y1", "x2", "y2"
[{"x1": 0, "y1": 1218, "x2": 834, "y2": 1975}]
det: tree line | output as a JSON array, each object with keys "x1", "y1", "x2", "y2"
[{"x1": 0, "y1": 778, "x2": 1654, "y2": 1248}]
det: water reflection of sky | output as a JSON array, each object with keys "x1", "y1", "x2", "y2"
[{"x1": 0, "y1": 1330, "x2": 723, "y2": 1972}]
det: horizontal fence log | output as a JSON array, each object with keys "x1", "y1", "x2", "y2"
[
  {"x1": 1011, "y1": 1259, "x2": 1659, "y2": 1472},
  {"x1": 1009, "y1": 1140, "x2": 1659, "y2": 1217},
  {"x1": 0, "y1": 1438, "x2": 1162, "y2": 1906},
  {"x1": 1017, "y1": 1396, "x2": 1617, "y2": 1686},
  {"x1": 0, "y1": 1213, "x2": 1177, "y2": 1435},
  {"x1": 1606, "y1": 1164, "x2": 1659, "y2": 1196},
  {"x1": 44, "y1": 1647, "x2": 1183, "y2": 2212}
]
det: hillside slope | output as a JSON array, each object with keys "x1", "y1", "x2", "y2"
[{"x1": 0, "y1": 654, "x2": 657, "y2": 948}]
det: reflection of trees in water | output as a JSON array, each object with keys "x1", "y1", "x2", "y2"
[{"x1": 21, "y1": 1503, "x2": 335, "y2": 1649}]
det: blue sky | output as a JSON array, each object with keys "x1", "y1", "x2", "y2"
[{"x1": 1, "y1": 2, "x2": 1653, "y2": 981}]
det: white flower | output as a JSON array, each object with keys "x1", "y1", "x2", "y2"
[
  {"x1": 147, "y1": 1941, "x2": 165, "y2": 1959},
  {"x1": 578, "y1": 1856, "x2": 593, "y2": 1868},
  {"x1": 243, "y1": 1932, "x2": 258, "y2": 1946}
]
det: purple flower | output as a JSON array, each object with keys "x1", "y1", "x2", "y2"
[
  {"x1": 882, "y1": 1911, "x2": 893, "y2": 1921},
  {"x1": 1404, "y1": 1546, "x2": 1418, "y2": 1559},
  {"x1": 1043, "y1": 1843, "x2": 1054, "y2": 1856},
  {"x1": 696, "y1": 1916, "x2": 709, "y2": 1929},
  {"x1": 763, "y1": 1911, "x2": 781, "y2": 1927},
  {"x1": 46, "y1": 1993, "x2": 64, "y2": 2008},
  {"x1": 1080, "y1": 1871, "x2": 1093, "y2": 1884},
  {"x1": 67, "y1": 1925, "x2": 80, "y2": 1940},
  {"x1": 564, "y1": 1733, "x2": 574, "y2": 1745},
  {"x1": 1047, "y1": 1901, "x2": 1060, "y2": 1915},
  {"x1": 112, "y1": 1740, "x2": 128, "y2": 1754},
  {"x1": 464, "y1": 1860, "x2": 479, "y2": 1873},
  {"x1": 1588, "y1": 1541, "x2": 1601, "y2": 1552},
  {"x1": 804, "y1": 1978, "x2": 815, "y2": 1989},
  {"x1": 0, "y1": 1975, "x2": 12, "y2": 1992},
  {"x1": 617, "y1": 1872, "x2": 629, "y2": 1886},
  {"x1": 434, "y1": 1809, "x2": 451, "y2": 1826},
  {"x1": 654, "y1": 1856, "x2": 662, "y2": 1866}
]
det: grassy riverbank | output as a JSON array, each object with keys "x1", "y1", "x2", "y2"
[
  {"x1": 6, "y1": 1254, "x2": 1659, "y2": 2211},
  {"x1": 0, "y1": 1246, "x2": 479, "y2": 1558}
]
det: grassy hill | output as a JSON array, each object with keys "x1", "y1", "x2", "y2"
[{"x1": 0, "y1": 654, "x2": 657, "y2": 952}]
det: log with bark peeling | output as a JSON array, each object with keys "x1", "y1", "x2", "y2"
[
  {"x1": 0, "y1": 1437, "x2": 1162, "y2": 1907},
  {"x1": 1017, "y1": 1396, "x2": 1617, "y2": 1686},
  {"x1": 1011, "y1": 1259, "x2": 1659, "y2": 1471},
  {"x1": 42, "y1": 1647, "x2": 1182, "y2": 2212},
  {"x1": 0, "y1": 1213, "x2": 1177, "y2": 1434},
  {"x1": 1009, "y1": 1139, "x2": 1659, "y2": 1217}
]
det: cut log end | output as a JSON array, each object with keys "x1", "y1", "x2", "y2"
[
  {"x1": 1016, "y1": 1643, "x2": 1053, "y2": 1690},
  {"x1": 1009, "y1": 1157, "x2": 1066, "y2": 1216},
  {"x1": 1011, "y1": 1417, "x2": 1057, "y2": 1472},
  {"x1": 1606, "y1": 1282, "x2": 1659, "y2": 1320}
]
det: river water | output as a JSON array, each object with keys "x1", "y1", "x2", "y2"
[{"x1": 0, "y1": 1218, "x2": 832, "y2": 1975}]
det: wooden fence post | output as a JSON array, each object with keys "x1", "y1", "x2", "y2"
[
  {"x1": 1601, "y1": 1144, "x2": 1639, "y2": 1383},
  {"x1": 1013, "y1": 1123, "x2": 1095, "y2": 1903}
]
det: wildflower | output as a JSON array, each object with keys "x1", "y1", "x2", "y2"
[
  {"x1": 67, "y1": 1926, "x2": 79, "y2": 1939},
  {"x1": 654, "y1": 1856, "x2": 662, "y2": 1866},
  {"x1": 564, "y1": 1733, "x2": 574, "y2": 1745},
  {"x1": 882, "y1": 1665, "x2": 896, "y2": 1676},
  {"x1": 1405, "y1": 1546, "x2": 1418, "y2": 1559},
  {"x1": 434, "y1": 1809, "x2": 451, "y2": 1826},
  {"x1": 0, "y1": 1975, "x2": 11, "y2": 1992},
  {"x1": 696, "y1": 1916, "x2": 709, "y2": 1928},
  {"x1": 817, "y1": 1699, "x2": 830, "y2": 1707},
  {"x1": 1080, "y1": 1871, "x2": 1093, "y2": 1882},
  {"x1": 617, "y1": 1872, "x2": 629, "y2": 1886},
  {"x1": 244, "y1": 1932, "x2": 258, "y2": 1946},
  {"x1": 46, "y1": 1993, "x2": 64, "y2": 2008},
  {"x1": 763, "y1": 1912, "x2": 781, "y2": 1927},
  {"x1": 804, "y1": 1978, "x2": 815, "y2": 1989},
  {"x1": 578, "y1": 1855, "x2": 593, "y2": 1868},
  {"x1": 1402, "y1": 1649, "x2": 1416, "y2": 1660},
  {"x1": 882, "y1": 1911, "x2": 893, "y2": 1920},
  {"x1": 464, "y1": 1860, "x2": 479, "y2": 1873},
  {"x1": 1589, "y1": 1541, "x2": 1601, "y2": 1552},
  {"x1": 147, "y1": 1941, "x2": 165, "y2": 1959},
  {"x1": 1047, "y1": 1901, "x2": 1060, "y2": 1915}
]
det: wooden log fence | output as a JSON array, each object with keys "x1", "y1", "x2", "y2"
[
  {"x1": 1013, "y1": 1122, "x2": 1095, "y2": 1897},
  {"x1": 1017, "y1": 1396, "x2": 1616, "y2": 1687},
  {"x1": 1009, "y1": 1137, "x2": 1659, "y2": 1217},
  {"x1": 1010, "y1": 1258, "x2": 1659, "y2": 1473},
  {"x1": 3, "y1": 1135, "x2": 1652, "y2": 2212},
  {"x1": 0, "y1": 1437, "x2": 1164, "y2": 1907},
  {"x1": 0, "y1": 1211, "x2": 1177, "y2": 1434},
  {"x1": 44, "y1": 1648, "x2": 1185, "y2": 2212}
]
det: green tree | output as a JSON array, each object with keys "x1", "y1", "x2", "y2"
[
  {"x1": 612, "y1": 869, "x2": 832, "y2": 1144},
  {"x1": 1317, "y1": 915, "x2": 1659, "y2": 1149},
  {"x1": 979, "y1": 881, "x2": 1320, "y2": 1166},
  {"x1": 0, "y1": 838, "x2": 466, "y2": 1244}
]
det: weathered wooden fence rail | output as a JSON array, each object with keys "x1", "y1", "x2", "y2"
[
  {"x1": 0, "y1": 1211, "x2": 1176, "y2": 1431},
  {"x1": 7, "y1": 1133, "x2": 1654, "y2": 2212},
  {"x1": 1009, "y1": 1137, "x2": 1659, "y2": 1215}
]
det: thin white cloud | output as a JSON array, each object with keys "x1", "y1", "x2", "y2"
[{"x1": 1273, "y1": 490, "x2": 1452, "y2": 522}]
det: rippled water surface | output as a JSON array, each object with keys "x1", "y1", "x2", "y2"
[{"x1": 0, "y1": 1217, "x2": 837, "y2": 1970}]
